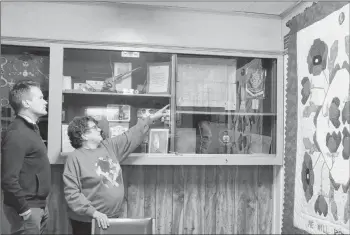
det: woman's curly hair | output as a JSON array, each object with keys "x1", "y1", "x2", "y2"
[{"x1": 67, "y1": 116, "x2": 106, "y2": 149}]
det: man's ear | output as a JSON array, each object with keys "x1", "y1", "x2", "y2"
[{"x1": 22, "y1": 100, "x2": 30, "y2": 108}]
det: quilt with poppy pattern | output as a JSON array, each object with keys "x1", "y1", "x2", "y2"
[{"x1": 292, "y1": 3, "x2": 349, "y2": 234}]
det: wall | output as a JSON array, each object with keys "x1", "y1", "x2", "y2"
[{"x1": 1, "y1": 2, "x2": 283, "y2": 53}]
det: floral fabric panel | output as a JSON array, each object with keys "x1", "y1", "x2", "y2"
[{"x1": 294, "y1": 4, "x2": 350, "y2": 234}]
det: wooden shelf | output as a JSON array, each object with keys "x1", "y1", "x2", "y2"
[
  {"x1": 176, "y1": 110, "x2": 277, "y2": 116},
  {"x1": 63, "y1": 89, "x2": 171, "y2": 98},
  {"x1": 57, "y1": 152, "x2": 281, "y2": 165}
]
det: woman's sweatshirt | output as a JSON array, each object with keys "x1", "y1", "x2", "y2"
[{"x1": 63, "y1": 118, "x2": 150, "y2": 222}]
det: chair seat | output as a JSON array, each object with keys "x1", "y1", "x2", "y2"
[{"x1": 92, "y1": 218, "x2": 153, "y2": 234}]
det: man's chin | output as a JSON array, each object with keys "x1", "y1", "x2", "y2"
[{"x1": 36, "y1": 112, "x2": 47, "y2": 119}]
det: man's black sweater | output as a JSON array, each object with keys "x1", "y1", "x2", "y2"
[{"x1": 1, "y1": 116, "x2": 51, "y2": 214}]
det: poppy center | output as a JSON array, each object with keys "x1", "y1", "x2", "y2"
[
  {"x1": 313, "y1": 55, "x2": 322, "y2": 65},
  {"x1": 339, "y1": 12, "x2": 345, "y2": 25},
  {"x1": 305, "y1": 168, "x2": 310, "y2": 184}
]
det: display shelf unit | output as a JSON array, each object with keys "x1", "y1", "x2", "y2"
[
  {"x1": 57, "y1": 46, "x2": 282, "y2": 165},
  {"x1": 1, "y1": 41, "x2": 284, "y2": 165}
]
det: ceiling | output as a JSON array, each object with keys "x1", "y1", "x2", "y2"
[{"x1": 120, "y1": 1, "x2": 301, "y2": 17}]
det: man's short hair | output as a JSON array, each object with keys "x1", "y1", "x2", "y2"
[
  {"x1": 68, "y1": 116, "x2": 106, "y2": 149},
  {"x1": 9, "y1": 80, "x2": 40, "y2": 114}
]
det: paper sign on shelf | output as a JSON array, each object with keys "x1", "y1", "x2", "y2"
[{"x1": 121, "y1": 51, "x2": 140, "y2": 58}]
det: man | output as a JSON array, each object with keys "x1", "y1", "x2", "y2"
[
  {"x1": 63, "y1": 105, "x2": 169, "y2": 234},
  {"x1": 1, "y1": 80, "x2": 51, "y2": 234}
]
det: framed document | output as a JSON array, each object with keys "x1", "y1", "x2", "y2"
[
  {"x1": 148, "y1": 129, "x2": 169, "y2": 153},
  {"x1": 176, "y1": 57, "x2": 237, "y2": 108},
  {"x1": 146, "y1": 62, "x2": 170, "y2": 94}
]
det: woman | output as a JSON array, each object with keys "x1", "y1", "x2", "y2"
[{"x1": 63, "y1": 105, "x2": 169, "y2": 234}]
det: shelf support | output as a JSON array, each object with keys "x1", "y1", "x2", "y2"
[
  {"x1": 272, "y1": 54, "x2": 285, "y2": 234},
  {"x1": 47, "y1": 44, "x2": 64, "y2": 164},
  {"x1": 170, "y1": 54, "x2": 177, "y2": 152}
]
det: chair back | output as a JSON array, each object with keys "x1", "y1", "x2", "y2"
[{"x1": 91, "y1": 218, "x2": 154, "y2": 234}]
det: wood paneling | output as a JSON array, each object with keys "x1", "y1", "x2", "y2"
[
  {"x1": 47, "y1": 165, "x2": 72, "y2": 234},
  {"x1": 204, "y1": 166, "x2": 217, "y2": 234},
  {"x1": 183, "y1": 166, "x2": 205, "y2": 234},
  {"x1": 257, "y1": 166, "x2": 273, "y2": 234},
  {"x1": 144, "y1": 166, "x2": 157, "y2": 219},
  {"x1": 216, "y1": 166, "x2": 235, "y2": 234},
  {"x1": 155, "y1": 166, "x2": 173, "y2": 234},
  {"x1": 127, "y1": 166, "x2": 145, "y2": 218},
  {"x1": 235, "y1": 166, "x2": 258, "y2": 234},
  {"x1": 172, "y1": 166, "x2": 184, "y2": 234},
  {"x1": 1, "y1": 165, "x2": 273, "y2": 234}
]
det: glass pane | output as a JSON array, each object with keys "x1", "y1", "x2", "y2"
[
  {"x1": 0, "y1": 45, "x2": 50, "y2": 146},
  {"x1": 175, "y1": 54, "x2": 277, "y2": 154},
  {"x1": 62, "y1": 48, "x2": 172, "y2": 153}
]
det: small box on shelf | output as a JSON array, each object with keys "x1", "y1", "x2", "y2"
[
  {"x1": 86, "y1": 80, "x2": 104, "y2": 91},
  {"x1": 106, "y1": 104, "x2": 131, "y2": 122},
  {"x1": 85, "y1": 106, "x2": 107, "y2": 121},
  {"x1": 73, "y1": 83, "x2": 87, "y2": 90},
  {"x1": 62, "y1": 76, "x2": 72, "y2": 90}
]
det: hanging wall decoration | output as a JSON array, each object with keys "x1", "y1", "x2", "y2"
[
  {"x1": 283, "y1": 2, "x2": 349, "y2": 234},
  {"x1": 0, "y1": 53, "x2": 49, "y2": 134},
  {"x1": 245, "y1": 58, "x2": 266, "y2": 99}
]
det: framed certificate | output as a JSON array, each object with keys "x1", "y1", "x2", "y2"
[
  {"x1": 146, "y1": 62, "x2": 170, "y2": 94},
  {"x1": 148, "y1": 129, "x2": 169, "y2": 154}
]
